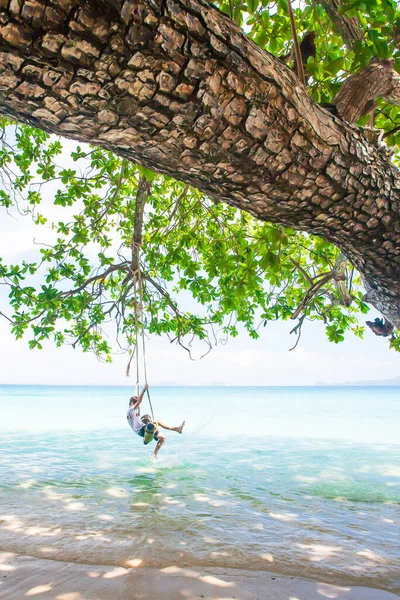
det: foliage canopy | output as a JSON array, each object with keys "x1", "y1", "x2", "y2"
[{"x1": 0, "y1": 0, "x2": 399, "y2": 359}]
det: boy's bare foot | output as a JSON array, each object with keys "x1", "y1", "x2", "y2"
[{"x1": 177, "y1": 421, "x2": 185, "y2": 434}]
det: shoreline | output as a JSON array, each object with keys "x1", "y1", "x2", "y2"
[
  {"x1": 2, "y1": 536, "x2": 400, "y2": 593},
  {"x1": 1, "y1": 551, "x2": 399, "y2": 600}
]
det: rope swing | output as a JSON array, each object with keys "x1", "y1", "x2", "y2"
[
  {"x1": 126, "y1": 177, "x2": 155, "y2": 422},
  {"x1": 134, "y1": 248, "x2": 155, "y2": 422}
]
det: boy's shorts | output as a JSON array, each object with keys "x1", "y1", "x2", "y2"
[{"x1": 138, "y1": 425, "x2": 159, "y2": 441}]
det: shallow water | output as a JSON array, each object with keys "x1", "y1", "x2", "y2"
[{"x1": 0, "y1": 385, "x2": 399, "y2": 592}]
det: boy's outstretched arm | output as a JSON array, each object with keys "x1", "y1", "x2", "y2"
[{"x1": 133, "y1": 383, "x2": 148, "y2": 409}]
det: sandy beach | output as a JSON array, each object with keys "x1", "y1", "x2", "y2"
[{"x1": 1, "y1": 551, "x2": 399, "y2": 600}]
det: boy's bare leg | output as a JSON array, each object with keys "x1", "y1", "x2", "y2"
[
  {"x1": 156, "y1": 420, "x2": 185, "y2": 434},
  {"x1": 151, "y1": 434, "x2": 165, "y2": 459}
]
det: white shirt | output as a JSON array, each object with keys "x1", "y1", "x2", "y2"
[{"x1": 127, "y1": 407, "x2": 144, "y2": 434}]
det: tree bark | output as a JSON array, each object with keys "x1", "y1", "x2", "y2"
[
  {"x1": 334, "y1": 58, "x2": 400, "y2": 124},
  {"x1": 0, "y1": 0, "x2": 399, "y2": 327},
  {"x1": 320, "y1": 0, "x2": 364, "y2": 50}
]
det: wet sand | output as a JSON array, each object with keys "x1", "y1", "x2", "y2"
[{"x1": 1, "y1": 551, "x2": 399, "y2": 600}]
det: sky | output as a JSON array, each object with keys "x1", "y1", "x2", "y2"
[
  {"x1": 0, "y1": 138, "x2": 399, "y2": 387},
  {"x1": 0, "y1": 315, "x2": 399, "y2": 386}
]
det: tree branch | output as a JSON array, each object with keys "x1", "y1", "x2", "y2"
[
  {"x1": 289, "y1": 314, "x2": 305, "y2": 350},
  {"x1": 291, "y1": 272, "x2": 333, "y2": 320},
  {"x1": 320, "y1": 0, "x2": 364, "y2": 50},
  {"x1": 60, "y1": 263, "x2": 130, "y2": 298},
  {"x1": 144, "y1": 273, "x2": 183, "y2": 320}
]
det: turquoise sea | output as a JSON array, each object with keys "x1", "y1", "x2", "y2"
[{"x1": 0, "y1": 385, "x2": 399, "y2": 593}]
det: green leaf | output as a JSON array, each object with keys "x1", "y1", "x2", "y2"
[{"x1": 138, "y1": 165, "x2": 156, "y2": 182}]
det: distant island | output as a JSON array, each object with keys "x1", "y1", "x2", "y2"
[{"x1": 315, "y1": 376, "x2": 400, "y2": 387}]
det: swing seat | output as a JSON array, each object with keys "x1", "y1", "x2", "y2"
[{"x1": 143, "y1": 422, "x2": 157, "y2": 445}]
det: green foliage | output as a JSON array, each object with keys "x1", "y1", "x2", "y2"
[
  {"x1": 218, "y1": 0, "x2": 400, "y2": 152},
  {"x1": 0, "y1": 120, "x2": 391, "y2": 359},
  {"x1": 0, "y1": 0, "x2": 399, "y2": 358}
]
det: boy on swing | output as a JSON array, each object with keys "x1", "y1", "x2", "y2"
[{"x1": 126, "y1": 384, "x2": 185, "y2": 459}]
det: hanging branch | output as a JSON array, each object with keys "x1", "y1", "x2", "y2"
[
  {"x1": 131, "y1": 175, "x2": 152, "y2": 272},
  {"x1": 126, "y1": 174, "x2": 153, "y2": 376},
  {"x1": 289, "y1": 314, "x2": 306, "y2": 350},
  {"x1": 126, "y1": 346, "x2": 136, "y2": 378}
]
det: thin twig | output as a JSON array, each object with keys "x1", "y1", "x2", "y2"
[{"x1": 289, "y1": 314, "x2": 305, "y2": 351}]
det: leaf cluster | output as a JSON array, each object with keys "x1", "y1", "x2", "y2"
[{"x1": 0, "y1": 120, "x2": 390, "y2": 360}]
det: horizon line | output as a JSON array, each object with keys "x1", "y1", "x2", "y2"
[{"x1": 1, "y1": 382, "x2": 399, "y2": 388}]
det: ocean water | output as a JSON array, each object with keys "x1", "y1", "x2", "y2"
[{"x1": 0, "y1": 385, "x2": 399, "y2": 593}]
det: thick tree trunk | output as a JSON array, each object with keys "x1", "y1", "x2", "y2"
[{"x1": 0, "y1": 0, "x2": 399, "y2": 327}]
